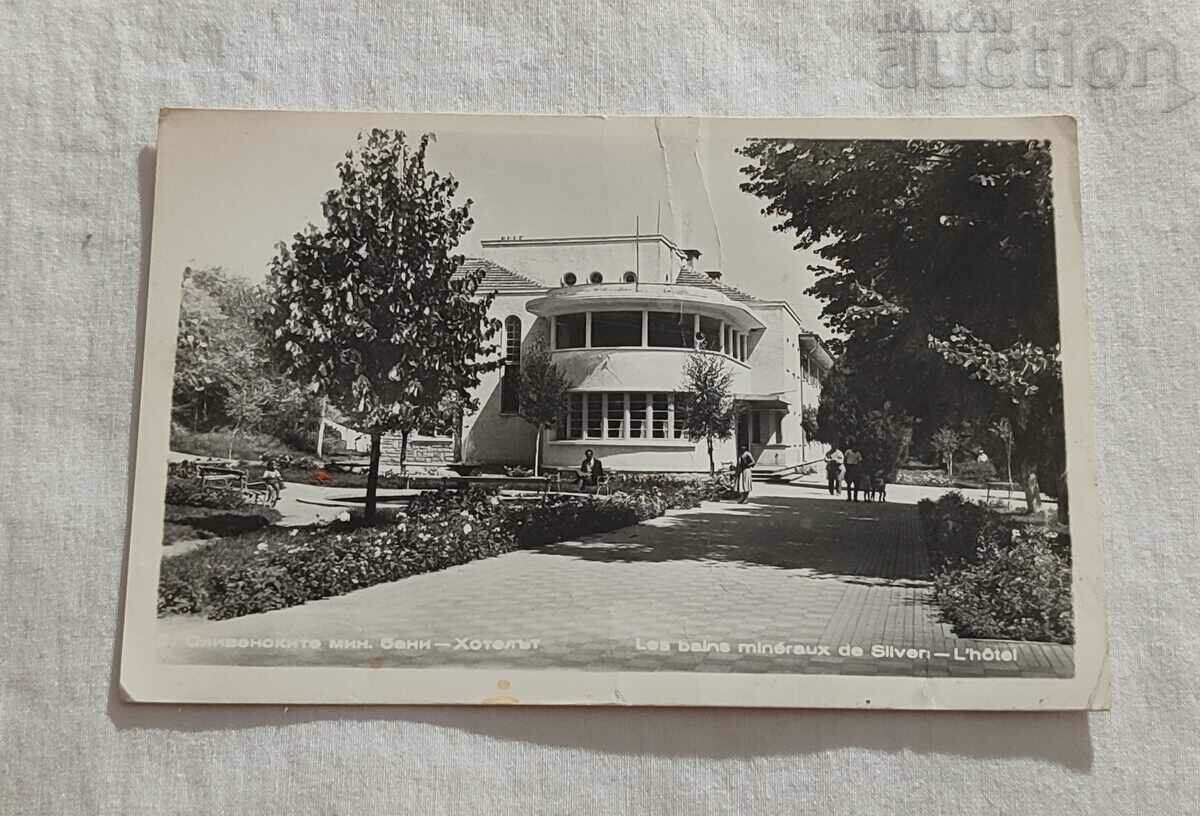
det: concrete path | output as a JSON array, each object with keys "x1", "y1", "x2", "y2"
[{"x1": 157, "y1": 481, "x2": 1074, "y2": 678}]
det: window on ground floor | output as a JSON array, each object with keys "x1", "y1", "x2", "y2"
[
  {"x1": 628, "y1": 393, "x2": 646, "y2": 438},
  {"x1": 673, "y1": 394, "x2": 690, "y2": 439},
  {"x1": 556, "y1": 392, "x2": 696, "y2": 442},
  {"x1": 586, "y1": 393, "x2": 603, "y2": 438},
  {"x1": 564, "y1": 393, "x2": 584, "y2": 439},
  {"x1": 651, "y1": 393, "x2": 670, "y2": 439},
  {"x1": 606, "y1": 392, "x2": 626, "y2": 438}
]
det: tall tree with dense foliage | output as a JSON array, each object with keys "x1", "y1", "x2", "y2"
[
  {"x1": 813, "y1": 363, "x2": 911, "y2": 480},
  {"x1": 518, "y1": 341, "x2": 572, "y2": 476},
  {"x1": 262, "y1": 130, "x2": 501, "y2": 521},
  {"x1": 678, "y1": 351, "x2": 736, "y2": 475},
  {"x1": 739, "y1": 137, "x2": 1063, "y2": 512},
  {"x1": 174, "y1": 266, "x2": 319, "y2": 453}
]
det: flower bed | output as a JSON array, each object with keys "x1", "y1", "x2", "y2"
[
  {"x1": 920, "y1": 492, "x2": 1073, "y2": 644},
  {"x1": 159, "y1": 478, "x2": 731, "y2": 620}
]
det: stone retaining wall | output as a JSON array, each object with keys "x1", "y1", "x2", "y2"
[{"x1": 380, "y1": 434, "x2": 455, "y2": 469}]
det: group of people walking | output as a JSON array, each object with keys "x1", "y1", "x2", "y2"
[
  {"x1": 573, "y1": 444, "x2": 879, "y2": 505},
  {"x1": 824, "y1": 444, "x2": 885, "y2": 502}
]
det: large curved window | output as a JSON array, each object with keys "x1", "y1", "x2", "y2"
[
  {"x1": 590, "y1": 311, "x2": 642, "y2": 347},
  {"x1": 647, "y1": 311, "x2": 694, "y2": 348},
  {"x1": 550, "y1": 309, "x2": 749, "y2": 359},
  {"x1": 500, "y1": 316, "x2": 522, "y2": 414},
  {"x1": 697, "y1": 315, "x2": 722, "y2": 352},
  {"x1": 555, "y1": 313, "x2": 586, "y2": 349}
]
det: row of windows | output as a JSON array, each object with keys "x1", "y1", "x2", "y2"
[
  {"x1": 556, "y1": 392, "x2": 691, "y2": 441},
  {"x1": 553, "y1": 311, "x2": 749, "y2": 361}
]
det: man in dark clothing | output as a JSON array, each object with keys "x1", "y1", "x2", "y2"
[{"x1": 575, "y1": 449, "x2": 603, "y2": 489}]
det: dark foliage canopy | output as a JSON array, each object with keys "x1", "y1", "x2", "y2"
[{"x1": 739, "y1": 138, "x2": 1064, "y2": 496}]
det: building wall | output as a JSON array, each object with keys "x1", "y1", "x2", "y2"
[
  {"x1": 460, "y1": 292, "x2": 543, "y2": 467},
  {"x1": 742, "y1": 303, "x2": 827, "y2": 468},
  {"x1": 548, "y1": 347, "x2": 752, "y2": 394},
  {"x1": 544, "y1": 436, "x2": 738, "y2": 473}
]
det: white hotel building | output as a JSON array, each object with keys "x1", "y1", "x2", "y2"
[{"x1": 414, "y1": 232, "x2": 834, "y2": 475}]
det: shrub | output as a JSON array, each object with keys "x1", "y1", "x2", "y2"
[
  {"x1": 955, "y1": 459, "x2": 998, "y2": 485},
  {"x1": 164, "y1": 475, "x2": 249, "y2": 510},
  {"x1": 170, "y1": 426, "x2": 311, "y2": 462},
  {"x1": 159, "y1": 478, "x2": 728, "y2": 619},
  {"x1": 919, "y1": 492, "x2": 1074, "y2": 644},
  {"x1": 917, "y1": 491, "x2": 1000, "y2": 565},
  {"x1": 933, "y1": 528, "x2": 1074, "y2": 644},
  {"x1": 896, "y1": 468, "x2": 953, "y2": 487}
]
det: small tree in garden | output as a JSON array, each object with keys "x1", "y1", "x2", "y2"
[
  {"x1": 930, "y1": 426, "x2": 962, "y2": 477},
  {"x1": 990, "y1": 416, "x2": 1015, "y2": 503},
  {"x1": 518, "y1": 341, "x2": 572, "y2": 476},
  {"x1": 679, "y1": 350, "x2": 736, "y2": 475},
  {"x1": 263, "y1": 129, "x2": 501, "y2": 523}
]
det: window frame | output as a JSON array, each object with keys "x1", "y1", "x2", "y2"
[{"x1": 499, "y1": 315, "x2": 523, "y2": 415}]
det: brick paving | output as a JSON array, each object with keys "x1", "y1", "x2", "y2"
[{"x1": 157, "y1": 481, "x2": 1074, "y2": 678}]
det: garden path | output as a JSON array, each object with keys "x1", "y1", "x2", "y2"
[{"x1": 157, "y1": 479, "x2": 1074, "y2": 678}]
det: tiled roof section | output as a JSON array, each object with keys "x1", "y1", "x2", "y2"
[
  {"x1": 455, "y1": 258, "x2": 547, "y2": 293},
  {"x1": 673, "y1": 268, "x2": 763, "y2": 304}
]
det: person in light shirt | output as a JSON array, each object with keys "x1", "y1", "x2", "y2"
[{"x1": 843, "y1": 445, "x2": 864, "y2": 502}]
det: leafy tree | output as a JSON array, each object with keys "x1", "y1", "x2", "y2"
[
  {"x1": 678, "y1": 351, "x2": 736, "y2": 475},
  {"x1": 263, "y1": 129, "x2": 501, "y2": 522},
  {"x1": 518, "y1": 341, "x2": 572, "y2": 476},
  {"x1": 739, "y1": 137, "x2": 1063, "y2": 512},
  {"x1": 174, "y1": 266, "x2": 320, "y2": 450},
  {"x1": 813, "y1": 363, "x2": 910, "y2": 481},
  {"x1": 930, "y1": 426, "x2": 962, "y2": 477}
]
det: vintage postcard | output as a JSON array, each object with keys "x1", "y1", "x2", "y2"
[{"x1": 120, "y1": 111, "x2": 1108, "y2": 709}]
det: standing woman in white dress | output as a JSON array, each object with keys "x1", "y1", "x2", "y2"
[{"x1": 735, "y1": 447, "x2": 756, "y2": 503}]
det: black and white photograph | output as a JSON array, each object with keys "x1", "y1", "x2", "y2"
[{"x1": 120, "y1": 111, "x2": 1105, "y2": 708}]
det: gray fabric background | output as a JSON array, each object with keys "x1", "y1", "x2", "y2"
[{"x1": 2, "y1": 1, "x2": 1197, "y2": 813}]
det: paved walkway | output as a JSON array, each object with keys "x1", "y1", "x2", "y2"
[{"x1": 157, "y1": 480, "x2": 1074, "y2": 678}]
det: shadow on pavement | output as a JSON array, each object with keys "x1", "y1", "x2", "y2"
[{"x1": 530, "y1": 494, "x2": 931, "y2": 582}]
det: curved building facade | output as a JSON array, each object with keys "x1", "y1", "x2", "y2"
[{"x1": 447, "y1": 233, "x2": 835, "y2": 475}]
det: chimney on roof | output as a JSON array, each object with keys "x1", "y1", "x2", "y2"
[
  {"x1": 683, "y1": 248, "x2": 702, "y2": 274},
  {"x1": 704, "y1": 269, "x2": 722, "y2": 280}
]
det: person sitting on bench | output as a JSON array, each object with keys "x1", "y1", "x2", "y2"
[{"x1": 575, "y1": 449, "x2": 603, "y2": 489}]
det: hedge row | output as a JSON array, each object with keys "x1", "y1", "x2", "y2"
[
  {"x1": 919, "y1": 492, "x2": 1074, "y2": 644},
  {"x1": 159, "y1": 478, "x2": 730, "y2": 620},
  {"x1": 164, "y1": 475, "x2": 249, "y2": 510}
]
